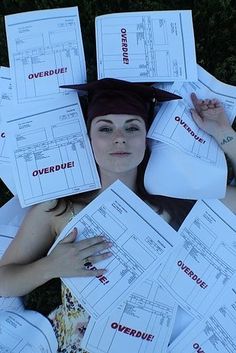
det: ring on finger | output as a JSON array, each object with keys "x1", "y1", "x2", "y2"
[{"x1": 83, "y1": 257, "x2": 92, "y2": 268}]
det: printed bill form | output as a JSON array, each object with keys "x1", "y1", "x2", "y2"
[
  {"x1": 158, "y1": 199, "x2": 236, "y2": 320},
  {"x1": 5, "y1": 6, "x2": 86, "y2": 104},
  {"x1": 168, "y1": 283, "x2": 236, "y2": 353},
  {"x1": 148, "y1": 65, "x2": 236, "y2": 164},
  {"x1": 0, "y1": 66, "x2": 12, "y2": 164},
  {"x1": 81, "y1": 275, "x2": 177, "y2": 353},
  {"x1": 0, "y1": 310, "x2": 58, "y2": 353},
  {"x1": 3, "y1": 94, "x2": 100, "y2": 207},
  {"x1": 96, "y1": 10, "x2": 197, "y2": 82},
  {"x1": 49, "y1": 180, "x2": 178, "y2": 320},
  {"x1": 0, "y1": 66, "x2": 17, "y2": 194}
]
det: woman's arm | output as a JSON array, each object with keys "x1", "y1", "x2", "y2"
[
  {"x1": 0, "y1": 202, "x2": 112, "y2": 296},
  {"x1": 191, "y1": 93, "x2": 236, "y2": 212}
]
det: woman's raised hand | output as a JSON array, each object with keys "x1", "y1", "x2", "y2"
[
  {"x1": 47, "y1": 227, "x2": 112, "y2": 278},
  {"x1": 190, "y1": 92, "x2": 231, "y2": 138}
]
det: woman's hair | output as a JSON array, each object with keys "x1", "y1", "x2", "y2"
[{"x1": 50, "y1": 145, "x2": 195, "y2": 230}]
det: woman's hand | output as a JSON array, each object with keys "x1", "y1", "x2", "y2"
[
  {"x1": 190, "y1": 93, "x2": 236, "y2": 213},
  {"x1": 47, "y1": 227, "x2": 112, "y2": 278},
  {"x1": 190, "y1": 92, "x2": 231, "y2": 139}
]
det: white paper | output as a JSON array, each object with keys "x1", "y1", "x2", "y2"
[
  {"x1": 0, "y1": 196, "x2": 29, "y2": 226},
  {"x1": 148, "y1": 65, "x2": 236, "y2": 164},
  {"x1": 96, "y1": 11, "x2": 197, "y2": 82},
  {"x1": 144, "y1": 140, "x2": 227, "y2": 199},
  {"x1": 49, "y1": 180, "x2": 178, "y2": 320},
  {"x1": 168, "y1": 284, "x2": 236, "y2": 353},
  {"x1": 158, "y1": 199, "x2": 236, "y2": 320},
  {"x1": 0, "y1": 66, "x2": 17, "y2": 194},
  {"x1": 5, "y1": 6, "x2": 86, "y2": 104},
  {"x1": 0, "y1": 310, "x2": 58, "y2": 352},
  {"x1": 0, "y1": 66, "x2": 12, "y2": 106},
  {"x1": 3, "y1": 94, "x2": 100, "y2": 207},
  {"x1": 0, "y1": 66, "x2": 12, "y2": 162},
  {"x1": 81, "y1": 274, "x2": 177, "y2": 353}
]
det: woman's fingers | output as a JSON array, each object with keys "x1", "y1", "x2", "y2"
[
  {"x1": 190, "y1": 93, "x2": 200, "y2": 111},
  {"x1": 77, "y1": 235, "x2": 107, "y2": 250},
  {"x1": 80, "y1": 252, "x2": 113, "y2": 276},
  {"x1": 82, "y1": 251, "x2": 113, "y2": 268},
  {"x1": 80, "y1": 239, "x2": 112, "y2": 258},
  {"x1": 60, "y1": 227, "x2": 77, "y2": 244},
  {"x1": 190, "y1": 109, "x2": 204, "y2": 128},
  {"x1": 191, "y1": 93, "x2": 221, "y2": 112},
  {"x1": 80, "y1": 268, "x2": 107, "y2": 277}
]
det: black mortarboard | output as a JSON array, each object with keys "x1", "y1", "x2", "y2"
[{"x1": 61, "y1": 78, "x2": 181, "y2": 123}]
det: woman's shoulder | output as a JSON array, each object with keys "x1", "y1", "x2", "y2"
[{"x1": 50, "y1": 199, "x2": 85, "y2": 236}]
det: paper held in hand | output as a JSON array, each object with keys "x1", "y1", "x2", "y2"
[{"x1": 48, "y1": 180, "x2": 178, "y2": 320}]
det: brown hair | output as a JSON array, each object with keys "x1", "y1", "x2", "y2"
[{"x1": 50, "y1": 145, "x2": 195, "y2": 229}]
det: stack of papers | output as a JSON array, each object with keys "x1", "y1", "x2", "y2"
[
  {"x1": 2, "y1": 7, "x2": 101, "y2": 207},
  {"x1": 48, "y1": 181, "x2": 178, "y2": 320},
  {"x1": 1, "y1": 180, "x2": 236, "y2": 352},
  {"x1": 47, "y1": 181, "x2": 235, "y2": 353},
  {"x1": 0, "y1": 6, "x2": 236, "y2": 353},
  {"x1": 1, "y1": 8, "x2": 235, "y2": 202}
]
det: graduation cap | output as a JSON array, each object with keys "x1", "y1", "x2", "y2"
[{"x1": 61, "y1": 78, "x2": 181, "y2": 124}]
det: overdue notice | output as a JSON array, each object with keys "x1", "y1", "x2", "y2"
[
  {"x1": 49, "y1": 180, "x2": 178, "y2": 320},
  {"x1": 158, "y1": 199, "x2": 236, "y2": 320}
]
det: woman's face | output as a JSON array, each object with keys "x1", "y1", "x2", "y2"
[{"x1": 90, "y1": 114, "x2": 146, "y2": 174}]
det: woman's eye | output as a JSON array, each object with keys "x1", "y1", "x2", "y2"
[
  {"x1": 126, "y1": 126, "x2": 139, "y2": 132},
  {"x1": 99, "y1": 127, "x2": 112, "y2": 132}
]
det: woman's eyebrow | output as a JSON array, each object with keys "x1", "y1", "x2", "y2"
[
  {"x1": 95, "y1": 118, "x2": 143, "y2": 124},
  {"x1": 95, "y1": 119, "x2": 112, "y2": 124},
  {"x1": 125, "y1": 119, "x2": 143, "y2": 123}
]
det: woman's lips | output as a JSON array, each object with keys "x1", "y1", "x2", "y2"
[{"x1": 110, "y1": 152, "x2": 131, "y2": 157}]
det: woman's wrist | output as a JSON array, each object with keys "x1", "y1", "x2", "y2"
[
  {"x1": 36, "y1": 256, "x2": 57, "y2": 282},
  {"x1": 212, "y1": 126, "x2": 236, "y2": 147}
]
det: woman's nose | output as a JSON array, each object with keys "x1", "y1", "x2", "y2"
[{"x1": 113, "y1": 129, "x2": 126, "y2": 144}]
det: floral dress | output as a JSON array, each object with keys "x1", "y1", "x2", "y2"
[{"x1": 48, "y1": 283, "x2": 90, "y2": 353}]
